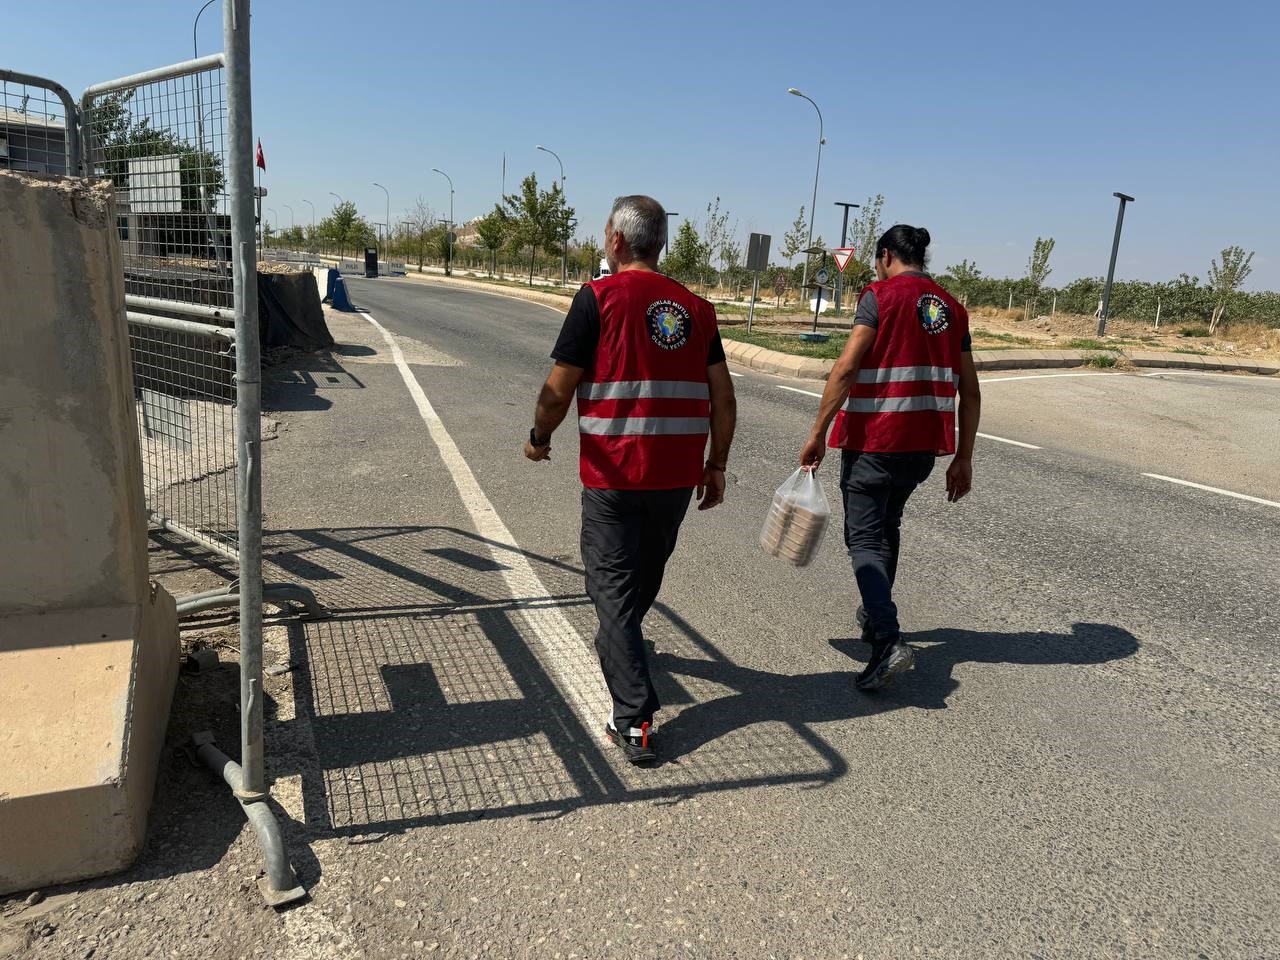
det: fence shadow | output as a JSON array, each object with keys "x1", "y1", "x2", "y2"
[{"x1": 249, "y1": 525, "x2": 1139, "y2": 843}]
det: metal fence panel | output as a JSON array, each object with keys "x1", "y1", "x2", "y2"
[
  {"x1": 127, "y1": 313, "x2": 240, "y2": 561},
  {"x1": 0, "y1": 70, "x2": 78, "y2": 176},
  {"x1": 81, "y1": 58, "x2": 232, "y2": 310}
]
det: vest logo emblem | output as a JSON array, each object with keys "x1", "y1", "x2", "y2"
[
  {"x1": 916, "y1": 293, "x2": 951, "y2": 335},
  {"x1": 647, "y1": 300, "x2": 691, "y2": 350}
]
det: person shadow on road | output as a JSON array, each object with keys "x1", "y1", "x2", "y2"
[{"x1": 650, "y1": 622, "x2": 1139, "y2": 763}]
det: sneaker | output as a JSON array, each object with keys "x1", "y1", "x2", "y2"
[
  {"x1": 854, "y1": 642, "x2": 890, "y2": 686},
  {"x1": 855, "y1": 642, "x2": 916, "y2": 691},
  {"x1": 605, "y1": 720, "x2": 657, "y2": 765}
]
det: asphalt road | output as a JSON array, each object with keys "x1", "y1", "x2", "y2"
[
  {"x1": 293, "y1": 274, "x2": 1277, "y2": 959},
  {"x1": 29, "y1": 276, "x2": 1270, "y2": 960}
]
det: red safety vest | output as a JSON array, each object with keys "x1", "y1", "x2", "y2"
[
  {"x1": 577, "y1": 271, "x2": 716, "y2": 490},
  {"x1": 829, "y1": 273, "x2": 969, "y2": 455}
]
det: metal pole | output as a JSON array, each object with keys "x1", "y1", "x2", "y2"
[
  {"x1": 432, "y1": 168, "x2": 454, "y2": 273},
  {"x1": 372, "y1": 181, "x2": 389, "y2": 252},
  {"x1": 747, "y1": 270, "x2": 760, "y2": 333},
  {"x1": 788, "y1": 89, "x2": 824, "y2": 295},
  {"x1": 1098, "y1": 192, "x2": 1135, "y2": 336},
  {"x1": 833, "y1": 201, "x2": 859, "y2": 313},
  {"x1": 193, "y1": 0, "x2": 217, "y2": 258},
  {"x1": 664, "y1": 212, "x2": 679, "y2": 261},
  {"x1": 1155, "y1": 296, "x2": 1162, "y2": 331},
  {"x1": 536, "y1": 145, "x2": 566, "y2": 284},
  {"x1": 225, "y1": 0, "x2": 265, "y2": 803}
]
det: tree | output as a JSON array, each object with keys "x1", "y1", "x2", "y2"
[
  {"x1": 1025, "y1": 237, "x2": 1056, "y2": 310},
  {"x1": 661, "y1": 220, "x2": 708, "y2": 284},
  {"x1": 780, "y1": 206, "x2": 808, "y2": 264},
  {"x1": 700, "y1": 198, "x2": 731, "y2": 289},
  {"x1": 1208, "y1": 246, "x2": 1255, "y2": 333},
  {"x1": 846, "y1": 194, "x2": 886, "y2": 287},
  {"x1": 317, "y1": 201, "x2": 374, "y2": 259},
  {"x1": 720, "y1": 227, "x2": 744, "y2": 297},
  {"x1": 90, "y1": 90, "x2": 224, "y2": 212},
  {"x1": 944, "y1": 258, "x2": 983, "y2": 304},
  {"x1": 503, "y1": 173, "x2": 574, "y2": 286},
  {"x1": 475, "y1": 207, "x2": 508, "y2": 277},
  {"x1": 404, "y1": 197, "x2": 435, "y2": 270},
  {"x1": 577, "y1": 235, "x2": 603, "y2": 279}
]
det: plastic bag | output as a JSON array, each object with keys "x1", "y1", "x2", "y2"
[{"x1": 760, "y1": 467, "x2": 831, "y2": 567}]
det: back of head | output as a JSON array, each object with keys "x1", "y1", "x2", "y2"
[
  {"x1": 609, "y1": 195, "x2": 667, "y2": 263},
  {"x1": 876, "y1": 224, "x2": 931, "y2": 270}
]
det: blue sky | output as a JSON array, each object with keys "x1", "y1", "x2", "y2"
[{"x1": 5, "y1": 0, "x2": 1278, "y2": 288}]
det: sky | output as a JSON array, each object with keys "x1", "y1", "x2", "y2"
[{"x1": 4, "y1": 0, "x2": 1278, "y2": 289}]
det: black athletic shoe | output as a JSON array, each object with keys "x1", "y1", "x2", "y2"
[
  {"x1": 856, "y1": 642, "x2": 916, "y2": 691},
  {"x1": 856, "y1": 605, "x2": 875, "y2": 644},
  {"x1": 605, "y1": 720, "x2": 657, "y2": 765}
]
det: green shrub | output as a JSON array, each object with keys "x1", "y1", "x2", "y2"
[{"x1": 1180, "y1": 326, "x2": 1211, "y2": 338}]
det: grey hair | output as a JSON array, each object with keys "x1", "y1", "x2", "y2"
[{"x1": 608, "y1": 195, "x2": 667, "y2": 261}]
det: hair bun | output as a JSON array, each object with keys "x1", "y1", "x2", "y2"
[{"x1": 914, "y1": 227, "x2": 931, "y2": 247}]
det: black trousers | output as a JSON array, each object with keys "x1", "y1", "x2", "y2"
[
  {"x1": 580, "y1": 486, "x2": 692, "y2": 731},
  {"x1": 840, "y1": 450, "x2": 936, "y2": 645}
]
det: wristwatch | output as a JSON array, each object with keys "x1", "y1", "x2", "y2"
[{"x1": 529, "y1": 428, "x2": 550, "y2": 448}]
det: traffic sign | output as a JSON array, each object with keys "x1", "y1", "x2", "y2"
[
  {"x1": 833, "y1": 248, "x2": 856, "y2": 273},
  {"x1": 815, "y1": 268, "x2": 829, "y2": 285}
]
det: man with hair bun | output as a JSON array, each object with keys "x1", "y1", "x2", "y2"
[
  {"x1": 800, "y1": 224, "x2": 982, "y2": 690},
  {"x1": 524, "y1": 195, "x2": 737, "y2": 764}
]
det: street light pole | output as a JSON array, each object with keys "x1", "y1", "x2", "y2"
[
  {"x1": 832, "y1": 200, "x2": 860, "y2": 313},
  {"x1": 431, "y1": 168, "x2": 454, "y2": 274},
  {"x1": 372, "y1": 182, "x2": 390, "y2": 253},
  {"x1": 788, "y1": 88, "x2": 825, "y2": 295},
  {"x1": 329, "y1": 192, "x2": 345, "y2": 258},
  {"x1": 536, "y1": 145, "x2": 568, "y2": 285},
  {"x1": 664, "y1": 211, "x2": 679, "y2": 262},
  {"x1": 266, "y1": 207, "x2": 277, "y2": 247},
  {"x1": 193, "y1": 0, "x2": 219, "y2": 260},
  {"x1": 282, "y1": 203, "x2": 294, "y2": 228},
  {"x1": 1098, "y1": 192, "x2": 1135, "y2": 336}
]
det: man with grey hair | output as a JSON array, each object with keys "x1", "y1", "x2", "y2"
[{"x1": 524, "y1": 195, "x2": 737, "y2": 765}]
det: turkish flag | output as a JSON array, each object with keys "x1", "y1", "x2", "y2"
[{"x1": 255, "y1": 139, "x2": 266, "y2": 171}]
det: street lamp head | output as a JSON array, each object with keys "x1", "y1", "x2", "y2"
[
  {"x1": 1114, "y1": 192, "x2": 1135, "y2": 202},
  {"x1": 372, "y1": 181, "x2": 384, "y2": 188},
  {"x1": 787, "y1": 88, "x2": 802, "y2": 96}
]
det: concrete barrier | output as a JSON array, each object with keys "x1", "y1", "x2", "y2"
[{"x1": 0, "y1": 171, "x2": 178, "y2": 894}]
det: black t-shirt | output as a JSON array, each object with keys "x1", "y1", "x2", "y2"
[
  {"x1": 552, "y1": 285, "x2": 727, "y2": 368},
  {"x1": 854, "y1": 272, "x2": 972, "y2": 351}
]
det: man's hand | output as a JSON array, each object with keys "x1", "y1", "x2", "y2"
[
  {"x1": 524, "y1": 439, "x2": 551, "y2": 462},
  {"x1": 800, "y1": 432, "x2": 826, "y2": 470},
  {"x1": 696, "y1": 466, "x2": 725, "y2": 511},
  {"x1": 946, "y1": 456, "x2": 972, "y2": 502}
]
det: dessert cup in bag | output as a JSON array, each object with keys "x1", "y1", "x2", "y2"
[{"x1": 759, "y1": 466, "x2": 830, "y2": 567}]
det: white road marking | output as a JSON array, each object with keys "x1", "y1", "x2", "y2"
[
  {"x1": 730, "y1": 371, "x2": 745, "y2": 378},
  {"x1": 976, "y1": 432, "x2": 1041, "y2": 450},
  {"x1": 359, "y1": 310, "x2": 611, "y2": 732},
  {"x1": 980, "y1": 372, "x2": 1121, "y2": 383},
  {"x1": 1141, "y1": 371, "x2": 1280, "y2": 385},
  {"x1": 1142, "y1": 473, "x2": 1280, "y2": 509},
  {"x1": 777, "y1": 385, "x2": 823, "y2": 398},
  {"x1": 778, "y1": 385, "x2": 1041, "y2": 449}
]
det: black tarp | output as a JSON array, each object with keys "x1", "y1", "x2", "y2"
[{"x1": 257, "y1": 271, "x2": 334, "y2": 350}]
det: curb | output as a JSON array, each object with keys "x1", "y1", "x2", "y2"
[{"x1": 721, "y1": 339, "x2": 1279, "y2": 381}]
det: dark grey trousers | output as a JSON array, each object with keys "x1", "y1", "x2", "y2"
[
  {"x1": 840, "y1": 450, "x2": 936, "y2": 645},
  {"x1": 580, "y1": 487, "x2": 692, "y2": 731}
]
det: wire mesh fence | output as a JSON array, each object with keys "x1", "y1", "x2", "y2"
[
  {"x1": 81, "y1": 60, "x2": 232, "y2": 309},
  {"x1": 0, "y1": 70, "x2": 77, "y2": 175},
  {"x1": 127, "y1": 312, "x2": 240, "y2": 561}
]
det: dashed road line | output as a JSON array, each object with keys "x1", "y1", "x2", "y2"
[
  {"x1": 976, "y1": 432, "x2": 1041, "y2": 450},
  {"x1": 1141, "y1": 474, "x2": 1280, "y2": 510},
  {"x1": 777, "y1": 384, "x2": 822, "y2": 398},
  {"x1": 979, "y1": 372, "x2": 1121, "y2": 383}
]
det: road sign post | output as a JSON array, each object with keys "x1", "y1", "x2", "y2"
[
  {"x1": 745, "y1": 232, "x2": 771, "y2": 333},
  {"x1": 833, "y1": 201, "x2": 859, "y2": 312}
]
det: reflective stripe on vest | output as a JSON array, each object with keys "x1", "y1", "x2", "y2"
[
  {"x1": 579, "y1": 415, "x2": 710, "y2": 436},
  {"x1": 843, "y1": 394, "x2": 956, "y2": 414},
  {"x1": 577, "y1": 380, "x2": 710, "y2": 401},
  {"x1": 856, "y1": 365, "x2": 957, "y2": 385}
]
